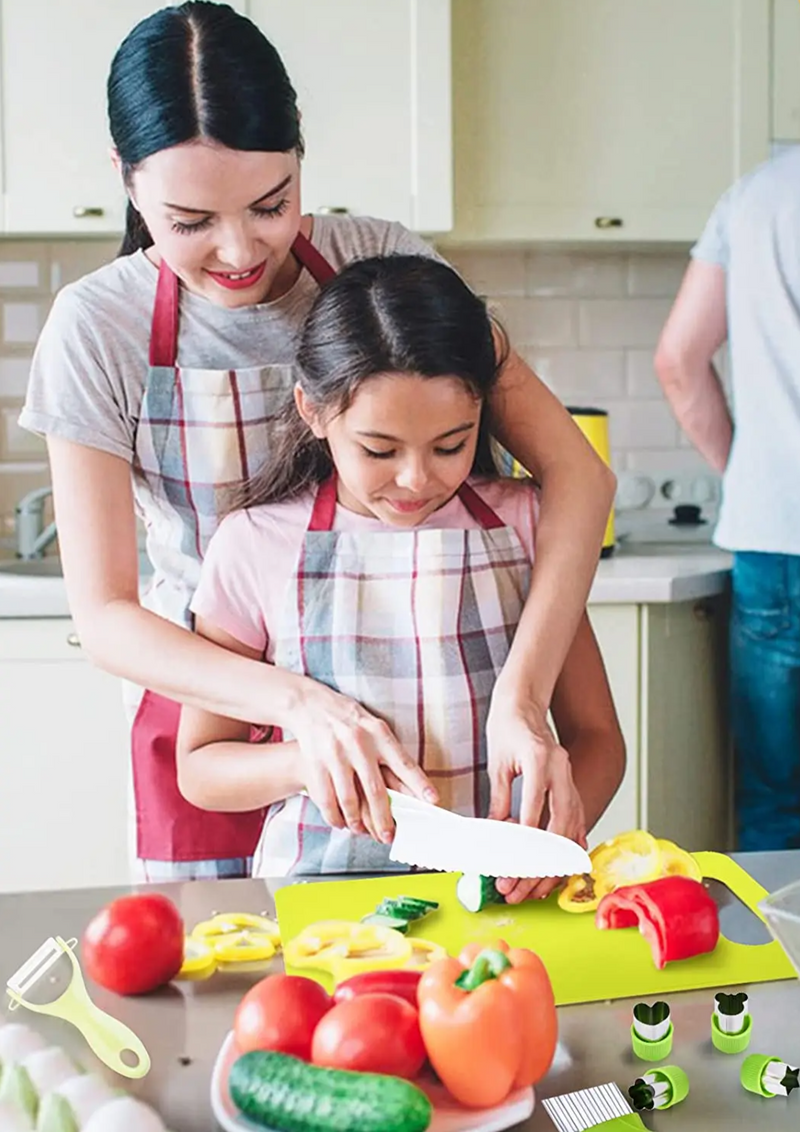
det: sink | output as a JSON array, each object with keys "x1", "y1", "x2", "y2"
[{"x1": 0, "y1": 558, "x2": 63, "y2": 577}]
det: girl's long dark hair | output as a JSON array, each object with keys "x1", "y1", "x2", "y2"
[
  {"x1": 230, "y1": 255, "x2": 509, "y2": 511},
  {"x1": 108, "y1": 2, "x2": 303, "y2": 256}
]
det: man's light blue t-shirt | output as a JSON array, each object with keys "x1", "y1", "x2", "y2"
[{"x1": 693, "y1": 146, "x2": 800, "y2": 554}]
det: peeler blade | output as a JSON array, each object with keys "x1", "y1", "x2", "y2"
[
  {"x1": 6, "y1": 936, "x2": 67, "y2": 997},
  {"x1": 387, "y1": 790, "x2": 592, "y2": 878}
]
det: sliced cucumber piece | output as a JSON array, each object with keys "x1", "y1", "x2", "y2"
[
  {"x1": 376, "y1": 897, "x2": 439, "y2": 921},
  {"x1": 360, "y1": 913, "x2": 410, "y2": 934},
  {"x1": 456, "y1": 874, "x2": 505, "y2": 912}
]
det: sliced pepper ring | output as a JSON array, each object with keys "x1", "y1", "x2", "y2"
[
  {"x1": 558, "y1": 830, "x2": 665, "y2": 913},
  {"x1": 175, "y1": 936, "x2": 217, "y2": 981},
  {"x1": 206, "y1": 930, "x2": 277, "y2": 965},
  {"x1": 283, "y1": 919, "x2": 412, "y2": 983},
  {"x1": 191, "y1": 912, "x2": 281, "y2": 947},
  {"x1": 403, "y1": 938, "x2": 448, "y2": 970}
]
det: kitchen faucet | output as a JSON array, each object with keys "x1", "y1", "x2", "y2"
[{"x1": 15, "y1": 485, "x2": 58, "y2": 560}]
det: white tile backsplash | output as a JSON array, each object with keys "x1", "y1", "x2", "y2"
[
  {"x1": 0, "y1": 358, "x2": 32, "y2": 398},
  {"x1": 2, "y1": 406, "x2": 45, "y2": 459},
  {"x1": 442, "y1": 246, "x2": 703, "y2": 474},
  {"x1": 495, "y1": 297, "x2": 578, "y2": 347},
  {"x1": 0, "y1": 262, "x2": 40, "y2": 289},
  {"x1": 3, "y1": 302, "x2": 42, "y2": 345},
  {"x1": 526, "y1": 252, "x2": 627, "y2": 298},
  {"x1": 626, "y1": 253, "x2": 690, "y2": 297},
  {"x1": 579, "y1": 298, "x2": 674, "y2": 349},
  {"x1": 625, "y1": 349, "x2": 661, "y2": 396},
  {"x1": 0, "y1": 238, "x2": 705, "y2": 523},
  {"x1": 522, "y1": 349, "x2": 626, "y2": 399},
  {"x1": 447, "y1": 249, "x2": 526, "y2": 296}
]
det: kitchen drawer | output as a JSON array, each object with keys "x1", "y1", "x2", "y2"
[{"x1": 0, "y1": 618, "x2": 84, "y2": 661}]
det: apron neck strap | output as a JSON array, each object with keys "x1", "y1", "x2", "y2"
[
  {"x1": 292, "y1": 230, "x2": 337, "y2": 285},
  {"x1": 457, "y1": 481, "x2": 505, "y2": 529},
  {"x1": 308, "y1": 476, "x2": 338, "y2": 531},
  {"x1": 147, "y1": 229, "x2": 336, "y2": 368},
  {"x1": 149, "y1": 259, "x2": 180, "y2": 368},
  {"x1": 309, "y1": 477, "x2": 506, "y2": 533}
]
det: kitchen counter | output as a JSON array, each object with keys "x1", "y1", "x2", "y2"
[
  {"x1": 0, "y1": 852, "x2": 797, "y2": 1131},
  {"x1": 0, "y1": 546, "x2": 733, "y2": 617},
  {"x1": 589, "y1": 544, "x2": 733, "y2": 604}
]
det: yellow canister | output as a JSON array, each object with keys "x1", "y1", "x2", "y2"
[{"x1": 567, "y1": 407, "x2": 615, "y2": 557}]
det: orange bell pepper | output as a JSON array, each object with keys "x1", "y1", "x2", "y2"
[{"x1": 417, "y1": 939, "x2": 557, "y2": 1109}]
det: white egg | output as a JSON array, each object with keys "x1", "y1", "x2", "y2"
[
  {"x1": 0, "y1": 1028, "x2": 47, "y2": 1070},
  {"x1": 0, "y1": 1099, "x2": 33, "y2": 1131},
  {"x1": 47, "y1": 1074, "x2": 119, "y2": 1126},
  {"x1": 81, "y1": 1097, "x2": 166, "y2": 1132},
  {"x1": 20, "y1": 1048, "x2": 79, "y2": 1098}
]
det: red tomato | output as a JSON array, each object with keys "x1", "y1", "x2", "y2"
[
  {"x1": 82, "y1": 894, "x2": 184, "y2": 996},
  {"x1": 311, "y1": 993, "x2": 426, "y2": 1079},
  {"x1": 234, "y1": 974, "x2": 332, "y2": 1059}
]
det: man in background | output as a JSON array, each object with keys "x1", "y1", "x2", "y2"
[{"x1": 655, "y1": 147, "x2": 800, "y2": 852}]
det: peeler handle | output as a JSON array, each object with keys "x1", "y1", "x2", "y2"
[{"x1": 76, "y1": 998, "x2": 151, "y2": 1079}]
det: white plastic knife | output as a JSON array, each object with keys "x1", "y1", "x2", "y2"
[{"x1": 387, "y1": 790, "x2": 591, "y2": 878}]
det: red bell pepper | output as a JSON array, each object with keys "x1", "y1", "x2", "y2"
[
  {"x1": 595, "y1": 875, "x2": 719, "y2": 969},
  {"x1": 332, "y1": 969, "x2": 422, "y2": 1007}
]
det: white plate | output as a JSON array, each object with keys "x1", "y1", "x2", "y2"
[{"x1": 211, "y1": 1031, "x2": 534, "y2": 1132}]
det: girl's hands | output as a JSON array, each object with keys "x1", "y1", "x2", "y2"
[
  {"x1": 291, "y1": 682, "x2": 438, "y2": 843},
  {"x1": 486, "y1": 685, "x2": 587, "y2": 903}
]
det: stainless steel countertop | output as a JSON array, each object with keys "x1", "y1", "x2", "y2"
[{"x1": 0, "y1": 852, "x2": 797, "y2": 1131}]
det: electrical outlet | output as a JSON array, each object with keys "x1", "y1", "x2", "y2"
[{"x1": 652, "y1": 472, "x2": 720, "y2": 512}]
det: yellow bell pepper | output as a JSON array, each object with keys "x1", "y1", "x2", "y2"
[
  {"x1": 283, "y1": 919, "x2": 413, "y2": 984},
  {"x1": 656, "y1": 838, "x2": 702, "y2": 881},
  {"x1": 558, "y1": 830, "x2": 662, "y2": 913}
]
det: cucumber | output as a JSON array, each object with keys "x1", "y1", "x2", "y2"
[
  {"x1": 360, "y1": 912, "x2": 409, "y2": 933},
  {"x1": 229, "y1": 1050, "x2": 432, "y2": 1132},
  {"x1": 375, "y1": 897, "x2": 439, "y2": 921},
  {"x1": 456, "y1": 873, "x2": 505, "y2": 912}
]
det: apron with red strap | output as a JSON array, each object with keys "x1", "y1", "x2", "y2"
[
  {"x1": 253, "y1": 475, "x2": 532, "y2": 876},
  {"x1": 129, "y1": 233, "x2": 335, "y2": 880}
]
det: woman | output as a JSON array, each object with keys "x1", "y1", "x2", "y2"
[{"x1": 20, "y1": 2, "x2": 615, "y2": 883}]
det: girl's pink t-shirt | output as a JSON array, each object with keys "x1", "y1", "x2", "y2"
[{"x1": 191, "y1": 477, "x2": 539, "y2": 659}]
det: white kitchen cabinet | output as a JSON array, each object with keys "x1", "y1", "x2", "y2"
[
  {"x1": 447, "y1": 0, "x2": 770, "y2": 244},
  {"x1": 585, "y1": 596, "x2": 732, "y2": 853},
  {"x1": 247, "y1": 0, "x2": 452, "y2": 232},
  {"x1": 771, "y1": 0, "x2": 800, "y2": 140},
  {"x1": 0, "y1": 0, "x2": 450, "y2": 237},
  {"x1": 0, "y1": 1, "x2": 169, "y2": 235},
  {"x1": 0, "y1": 619, "x2": 130, "y2": 893}
]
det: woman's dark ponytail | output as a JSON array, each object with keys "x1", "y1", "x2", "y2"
[
  {"x1": 108, "y1": 1, "x2": 303, "y2": 257},
  {"x1": 119, "y1": 199, "x2": 154, "y2": 257}
]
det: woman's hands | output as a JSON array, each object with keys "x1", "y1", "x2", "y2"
[
  {"x1": 486, "y1": 683, "x2": 586, "y2": 903},
  {"x1": 291, "y1": 681, "x2": 438, "y2": 844}
]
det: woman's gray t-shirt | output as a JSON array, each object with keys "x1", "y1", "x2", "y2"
[{"x1": 20, "y1": 215, "x2": 437, "y2": 459}]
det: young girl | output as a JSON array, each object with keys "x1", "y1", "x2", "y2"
[{"x1": 177, "y1": 255, "x2": 624, "y2": 900}]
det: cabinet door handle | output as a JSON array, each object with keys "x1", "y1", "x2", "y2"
[
  {"x1": 316, "y1": 206, "x2": 350, "y2": 215},
  {"x1": 693, "y1": 600, "x2": 713, "y2": 622},
  {"x1": 73, "y1": 206, "x2": 105, "y2": 218},
  {"x1": 66, "y1": 632, "x2": 81, "y2": 647},
  {"x1": 594, "y1": 216, "x2": 623, "y2": 229}
]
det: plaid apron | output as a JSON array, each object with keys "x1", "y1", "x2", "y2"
[
  {"x1": 253, "y1": 475, "x2": 532, "y2": 877},
  {"x1": 129, "y1": 234, "x2": 336, "y2": 879}
]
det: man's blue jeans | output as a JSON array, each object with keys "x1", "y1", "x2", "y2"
[{"x1": 731, "y1": 552, "x2": 800, "y2": 850}]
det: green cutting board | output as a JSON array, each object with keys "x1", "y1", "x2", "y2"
[{"x1": 275, "y1": 852, "x2": 797, "y2": 1005}]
